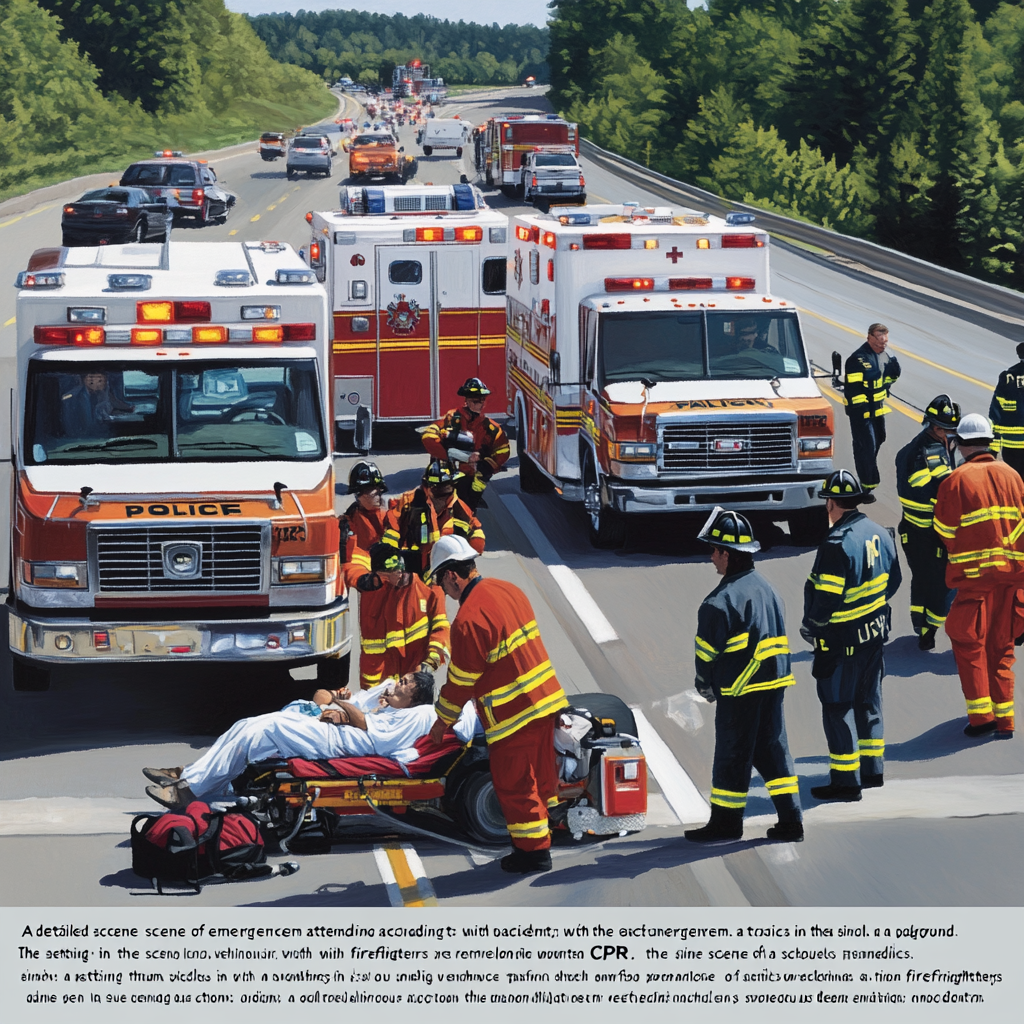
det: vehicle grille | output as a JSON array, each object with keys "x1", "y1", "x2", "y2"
[
  {"x1": 659, "y1": 420, "x2": 795, "y2": 473},
  {"x1": 93, "y1": 525, "x2": 265, "y2": 593},
  {"x1": 393, "y1": 195, "x2": 421, "y2": 211},
  {"x1": 423, "y1": 194, "x2": 449, "y2": 210}
]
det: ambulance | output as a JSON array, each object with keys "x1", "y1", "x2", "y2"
[
  {"x1": 305, "y1": 184, "x2": 509, "y2": 442},
  {"x1": 506, "y1": 204, "x2": 834, "y2": 547},
  {"x1": 8, "y1": 241, "x2": 351, "y2": 690}
]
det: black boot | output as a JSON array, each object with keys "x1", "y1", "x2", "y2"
[
  {"x1": 684, "y1": 805, "x2": 744, "y2": 845},
  {"x1": 766, "y1": 821, "x2": 804, "y2": 842},
  {"x1": 500, "y1": 848, "x2": 552, "y2": 874},
  {"x1": 810, "y1": 782, "x2": 862, "y2": 801},
  {"x1": 918, "y1": 628, "x2": 936, "y2": 651},
  {"x1": 964, "y1": 720, "x2": 997, "y2": 737},
  {"x1": 861, "y1": 773, "x2": 884, "y2": 788}
]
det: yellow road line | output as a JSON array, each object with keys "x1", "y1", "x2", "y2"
[
  {"x1": 267, "y1": 204, "x2": 277, "y2": 211},
  {"x1": 24, "y1": 204, "x2": 55, "y2": 219},
  {"x1": 381, "y1": 843, "x2": 438, "y2": 907},
  {"x1": 0, "y1": 216, "x2": 23, "y2": 229},
  {"x1": 800, "y1": 307, "x2": 993, "y2": 392},
  {"x1": 3, "y1": 317, "x2": 15, "y2": 328},
  {"x1": 228, "y1": 229, "x2": 238, "y2": 236},
  {"x1": 277, "y1": 194, "x2": 290, "y2": 203},
  {"x1": 250, "y1": 214, "x2": 260, "y2": 222}
]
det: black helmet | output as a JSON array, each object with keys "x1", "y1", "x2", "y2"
[
  {"x1": 818, "y1": 468, "x2": 875, "y2": 504},
  {"x1": 697, "y1": 506, "x2": 760, "y2": 553},
  {"x1": 924, "y1": 394, "x2": 960, "y2": 430},
  {"x1": 348, "y1": 460, "x2": 385, "y2": 494},
  {"x1": 457, "y1": 377, "x2": 490, "y2": 399},
  {"x1": 369, "y1": 542, "x2": 405, "y2": 573},
  {"x1": 423, "y1": 458, "x2": 463, "y2": 486}
]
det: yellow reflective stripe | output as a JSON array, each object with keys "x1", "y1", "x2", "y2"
[
  {"x1": 900, "y1": 497, "x2": 935, "y2": 511},
  {"x1": 810, "y1": 572, "x2": 845, "y2": 594},
  {"x1": 1009, "y1": 518, "x2": 1024, "y2": 545},
  {"x1": 947, "y1": 546, "x2": 1024, "y2": 564},
  {"x1": 830, "y1": 594, "x2": 886, "y2": 623},
  {"x1": 994, "y1": 422, "x2": 1024, "y2": 431},
  {"x1": 844, "y1": 573, "x2": 889, "y2": 603},
  {"x1": 710, "y1": 787, "x2": 748, "y2": 808},
  {"x1": 765, "y1": 776, "x2": 799, "y2": 796},
  {"x1": 382, "y1": 527, "x2": 401, "y2": 545},
  {"x1": 996, "y1": 396, "x2": 1017, "y2": 410},
  {"x1": 933, "y1": 516, "x2": 956, "y2": 539},
  {"x1": 481, "y1": 659, "x2": 556, "y2": 711},
  {"x1": 993, "y1": 701, "x2": 1014, "y2": 717},
  {"x1": 695, "y1": 635, "x2": 718, "y2": 662},
  {"x1": 486, "y1": 620, "x2": 541, "y2": 663},
  {"x1": 965, "y1": 696, "x2": 993, "y2": 714},
  {"x1": 447, "y1": 662, "x2": 482, "y2": 687},
  {"x1": 902, "y1": 512, "x2": 934, "y2": 528},
  {"x1": 435, "y1": 694, "x2": 463, "y2": 723},
  {"x1": 359, "y1": 616, "x2": 430, "y2": 654},
  {"x1": 846, "y1": 372, "x2": 864, "y2": 383},
  {"x1": 850, "y1": 394, "x2": 868, "y2": 404},
  {"x1": 350, "y1": 550, "x2": 371, "y2": 569},
  {"x1": 733, "y1": 674, "x2": 795, "y2": 695},
  {"x1": 506, "y1": 819, "x2": 550, "y2": 839},
  {"x1": 925, "y1": 609, "x2": 947, "y2": 626},
  {"x1": 959, "y1": 506, "x2": 1021, "y2": 528},
  {"x1": 723, "y1": 632, "x2": 749, "y2": 653},
  {"x1": 858, "y1": 739, "x2": 884, "y2": 753},
  {"x1": 720, "y1": 634, "x2": 792, "y2": 698},
  {"x1": 829, "y1": 752, "x2": 860, "y2": 771},
  {"x1": 907, "y1": 468, "x2": 931, "y2": 487},
  {"x1": 754, "y1": 635, "x2": 790, "y2": 659},
  {"x1": 484, "y1": 690, "x2": 569, "y2": 743}
]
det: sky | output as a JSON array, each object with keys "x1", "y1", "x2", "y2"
[{"x1": 225, "y1": 1, "x2": 555, "y2": 28}]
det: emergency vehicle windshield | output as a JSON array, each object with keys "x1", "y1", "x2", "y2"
[
  {"x1": 599, "y1": 309, "x2": 806, "y2": 385},
  {"x1": 25, "y1": 360, "x2": 325, "y2": 465},
  {"x1": 351, "y1": 134, "x2": 396, "y2": 147}
]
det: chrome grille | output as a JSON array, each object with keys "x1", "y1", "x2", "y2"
[
  {"x1": 93, "y1": 524, "x2": 266, "y2": 593},
  {"x1": 660, "y1": 420, "x2": 795, "y2": 473}
]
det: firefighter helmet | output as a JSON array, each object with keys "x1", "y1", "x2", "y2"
[
  {"x1": 697, "y1": 507, "x2": 760, "y2": 553},
  {"x1": 956, "y1": 412, "x2": 994, "y2": 445},
  {"x1": 1016, "y1": 342, "x2": 1024, "y2": 360},
  {"x1": 368, "y1": 542, "x2": 405, "y2": 573},
  {"x1": 423, "y1": 458, "x2": 463, "y2": 486},
  {"x1": 348, "y1": 460, "x2": 386, "y2": 494},
  {"x1": 818, "y1": 468, "x2": 876, "y2": 504},
  {"x1": 924, "y1": 394, "x2": 960, "y2": 430},
  {"x1": 457, "y1": 377, "x2": 491, "y2": 399},
  {"x1": 425, "y1": 534, "x2": 478, "y2": 582}
]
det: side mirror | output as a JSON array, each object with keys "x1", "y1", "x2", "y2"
[
  {"x1": 831, "y1": 350, "x2": 843, "y2": 388},
  {"x1": 460, "y1": 174, "x2": 468, "y2": 184},
  {"x1": 399, "y1": 146, "x2": 404, "y2": 152},
  {"x1": 354, "y1": 405, "x2": 373, "y2": 453},
  {"x1": 550, "y1": 350, "x2": 561, "y2": 385}
]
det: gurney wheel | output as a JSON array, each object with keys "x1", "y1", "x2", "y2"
[{"x1": 456, "y1": 771, "x2": 509, "y2": 846}]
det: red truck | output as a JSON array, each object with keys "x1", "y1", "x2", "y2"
[{"x1": 474, "y1": 114, "x2": 579, "y2": 196}]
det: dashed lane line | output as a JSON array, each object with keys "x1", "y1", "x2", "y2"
[
  {"x1": 3, "y1": 317, "x2": 14, "y2": 328},
  {"x1": 501, "y1": 493, "x2": 618, "y2": 644},
  {"x1": 373, "y1": 843, "x2": 438, "y2": 907},
  {"x1": 250, "y1": 214, "x2": 261, "y2": 223},
  {"x1": 228, "y1": 229, "x2": 238, "y2": 236}
]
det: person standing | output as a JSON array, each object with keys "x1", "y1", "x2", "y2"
[
  {"x1": 685, "y1": 509, "x2": 803, "y2": 845},
  {"x1": 934, "y1": 413, "x2": 1024, "y2": 739},
  {"x1": 340, "y1": 461, "x2": 389, "y2": 589},
  {"x1": 894, "y1": 394, "x2": 959, "y2": 650},
  {"x1": 844, "y1": 323, "x2": 901, "y2": 490},
  {"x1": 426, "y1": 536, "x2": 568, "y2": 874},
  {"x1": 421, "y1": 377, "x2": 510, "y2": 511},
  {"x1": 802, "y1": 469, "x2": 902, "y2": 801},
  {"x1": 989, "y1": 343, "x2": 1024, "y2": 477}
]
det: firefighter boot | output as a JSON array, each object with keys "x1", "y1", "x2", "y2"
[
  {"x1": 766, "y1": 821, "x2": 804, "y2": 842},
  {"x1": 500, "y1": 848, "x2": 552, "y2": 874},
  {"x1": 810, "y1": 782, "x2": 862, "y2": 802},
  {"x1": 918, "y1": 628, "x2": 937, "y2": 651},
  {"x1": 684, "y1": 805, "x2": 744, "y2": 845}
]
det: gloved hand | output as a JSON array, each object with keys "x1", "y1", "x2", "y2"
[
  {"x1": 696, "y1": 683, "x2": 716, "y2": 704},
  {"x1": 356, "y1": 572, "x2": 382, "y2": 592},
  {"x1": 799, "y1": 626, "x2": 816, "y2": 647}
]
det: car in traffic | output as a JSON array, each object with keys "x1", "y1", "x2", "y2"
[
  {"x1": 346, "y1": 132, "x2": 411, "y2": 182},
  {"x1": 119, "y1": 153, "x2": 236, "y2": 224},
  {"x1": 259, "y1": 132, "x2": 286, "y2": 161},
  {"x1": 286, "y1": 134, "x2": 333, "y2": 178},
  {"x1": 299, "y1": 125, "x2": 341, "y2": 155},
  {"x1": 521, "y1": 148, "x2": 586, "y2": 209},
  {"x1": 60, "y1": 187, "x2": 173, "y2": 246}
]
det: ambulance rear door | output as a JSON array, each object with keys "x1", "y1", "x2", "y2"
[{"x1": 435, "y1": 244, "x2": 481, "y2": 416}]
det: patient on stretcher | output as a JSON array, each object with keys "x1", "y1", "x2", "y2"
[{"x1": 143, "y1": 672, "x2": 479, "y2": 809}]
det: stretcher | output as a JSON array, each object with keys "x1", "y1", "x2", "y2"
[{"x1": 230, "y1": 692, "x2": 648, "y2": 853}]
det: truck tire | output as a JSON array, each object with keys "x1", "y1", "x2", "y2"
[
  {"x1": 11, "y1": 655, "x2": 50, "y2": 692},
  {"x1": 583, "y1": 453, "x2": 625, "y2": 549},
  {"x1": 485, "y1": 169, "x2": 493, "y2": 187},
  {"x1": 316, "y1": 652, "x2": 351, "y2": 689},
  {"x1": 516, "y1": 409, "x2": 553, "y2": 493},
  {"x1": 456, "y1": 770, "x2": 509, "y2": 846},
  {"x1": 787, "y1": 506, "x2": 830, "y2": 546},
  {"x1": 423, "y1": 145, "x2": 433, "y2": 156}
]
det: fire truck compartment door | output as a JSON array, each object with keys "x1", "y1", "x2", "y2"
[
  {"x1": 376, "y1": 246, "x2": 433, "y2": 419},
  {"x1": 434, "y1": 246, "x2": 480, "y2": 420}
]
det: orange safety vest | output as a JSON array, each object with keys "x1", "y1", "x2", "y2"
[
  {"x1": 435, "y1": 577, "x2": 568, "y2": 743},
  {"x1": 382, "y1": 488, "x2": 485, "y2": 578},
  {"x1": 934, "y1": 453, "x2": 1024, "y2": 588},
  {"x1": 422, "y1": 405, "x2": 511, "y2": 477},
  {"x1": 340, "y1": 503, "x2": 386, "y2": 589}
]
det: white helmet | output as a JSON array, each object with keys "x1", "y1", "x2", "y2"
[
  {"x1": 956, "y1": 412, "x2": 994, "y2": 445},
  {"x1": 426, "y1": 534, "x2": 478, "y2": 582}
]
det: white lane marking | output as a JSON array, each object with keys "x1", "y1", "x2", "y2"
[
  {"x1": 631, "y1": 708, "x2": 710, "y2": 824},
  {"x1": 373, "y1": 842, "x2": 438, "y2": 907},
  {"x1": 688, "y1": 858, "x2": 750, "y2": 907},
  {"x1": 0, "y1": 797, "x2": 151, "y2": 835},
  {"x1": 372, "y1": 845, "x2": 404, "y2": 907},
  {"x1": 501, "y1": 493, "x2": 618, "y2": 644},
  {"x1": 645, "y1": 791, "x2": 681, "y2": 826}
]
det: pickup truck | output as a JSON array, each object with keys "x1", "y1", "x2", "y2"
[
  {"x1": 521, "y1": 148, "x2": 586, "y2": 209},
  {"x1": 347, "y1": 132, "x2": 413, "y2": 182}
]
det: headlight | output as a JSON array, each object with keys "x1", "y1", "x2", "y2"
[
  {"x1": 799, "y1": 438, "x2": 833, "y2": 452},
  {"x1": 273, "y1": 556, "x2": 337, "y2": 584},
  {"x1": 612, "y1": 442, "x2": 657, "y2": 461},
  {"x1": 23, "y1": 561, "x2": 88, "y2": 589}
]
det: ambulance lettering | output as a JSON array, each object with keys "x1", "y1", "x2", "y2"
[{"x1": 125, "y1": 503, "x2": 243, "y2": 517}]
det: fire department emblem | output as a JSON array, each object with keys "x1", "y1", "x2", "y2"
[
  {"x1": 513, "y1": 248, "x2": 524, "y2": 288},
  {"x1": 386, "y1": 293, "x2": 421, "y2": 334}
]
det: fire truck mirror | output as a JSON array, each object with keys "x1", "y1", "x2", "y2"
[
  {"x1": 460, "y1": 174, "x2": 468, "y2": 184},
  {"x1": 550, "y1": 350, "x2": 562, "y2": 384},
  {"x1": 831, "y1": 350, "x2": 842, "y2": 377},
  {"x1": 354, "y1": 405, "x2": 373, "y2": 453}
]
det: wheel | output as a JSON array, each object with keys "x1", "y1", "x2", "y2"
[
  {"x1": 583, "y1": 452, "x2": 625, "y2": 549},
  {"x1": 787, "y1": 506, "x2": 830, "y2": 545},
  {"x1": 456, "y1": 146, "x2": 463, "y2": 157},
  {"x1": 485, "y1": 168, "x2": 493, "y2": 187},
  {"x1": 12, "y1": 656, "x2": 50, "y2": 692},
  {"x1": 423, "y1": 145, "x2": 432, "y2": 156},
  {"x1": 516, "y1": 408, "x2": 553, "y2": 493},
  {"x1": 316, "y1": 652, "x2": 350, "y2": 689},
  {"x1": 456, "y1": 770, "x2": 508, "y2": 845},
  {"x1": 287, "y1": 168, "x2": 296, "y2": 180},
  {"x1": 132, "y1": 220, "x2": 145, "y2": 243}
]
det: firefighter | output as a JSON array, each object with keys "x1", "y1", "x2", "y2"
[
  {"x1": 989, "y1": 343, "x2": 1024, "y2": 477},
  {"x1": 802, "y1": 469, "x2": 902, "y2": 801},
  {"x1": 894, "y1": 394, "x2": 960, "y2": 650},
  {"x1": 843, "y1": 323, "x2": 901, "y2": 490},
  {"x1": 685, "y1": 509, "x2": 803, "y2": 845},
  {"x1": 340, "y1": 461, "x2": 388, "y2": 589},
  {"x1": 934, "y1": 413, "x2": 1024, "y2": 739},
  {"x1": 382, "y1": 459, "x2": 485, "y2": 579},
  {"x1": 354, "y1": 542, "x2": 450, "y2": 689},
  {"x1": 426, "y1": 535, "x2": 568, "y2": 873},
  {"x1": 421, "y1": 377, "x2": 510, "y2": 511}
]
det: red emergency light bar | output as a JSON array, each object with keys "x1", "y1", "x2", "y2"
[
  {"x1": 137, "y1": 301, "x2": 211, "y2": 324},
  {"x1": 605, "y1": 277, "x2": 654, "y2": 292},
  {"x1": 542, "y1": 231, "x2": 556, "y2": 249},
  {"x1": 34, "y1": 326, "x2": 104, "y2": 346},
  {"x1": 721, "y1": 234, "x2": 763, "y2": 248},
  {"x1": 583, "y1": 234, "x2": 631, "y2": 250},
  {"x1": 726, "y1": 277, "x2": 756, "y2": 290},
  {"x1": 669, "y1": 278, "x2": 712, "y2": 290},
  {"x1": 35, "y1": 323, "x2": 314, "y2": 346},
  {"x1": 417, "y1": 227, "x2": 445, "y2": 242}
]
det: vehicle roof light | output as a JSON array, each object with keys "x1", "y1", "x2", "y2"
[
  {"x1": 137, "y1": 300, "x2": 210, "y2": 323},
  {"x1": 33, "y1": 326, "x2": 106, "y2": 346},
  {"x1": 725, "y1": 212, "x2": 757, "y2": 225},
  {"x1": 669, "y1": 277, "x2": 713, "y2": 290},
  {"x1": 583, "y1": 233, "x2": 631, "y2": 250},
  {"x1": 107, "y1": 274, "x2": 151, "y2": 291},
  {"x1": 138, "y1": 301, "x2": 173, "y2": 322},
  {"x1": 16, "y1": 271, "x2": 64, "y2": 289},
  {"x1": 416, "y1": 227, "x2": 445, "y2": 242},
  {"x1": 605, "y1": 277, "x2": 654, "y2": 292},
  {"x1": 455, "y1": 226, "x2": 483, "y2": 241},
  {"x1": 696, "y1": 238, "x2": 710, "y2": 249},
  {"x1": 155, "y1": 150, "x2": 184, "y2": 157},
  {"x1": 542, "y1": 231, "x2": 556, "y2": 249},
  {"x1": 275, "y1": 268, "x2": 315, "y2": 285},
  {"x1": 215, "y1": 270, "x2": 252, "y2": 287},
  {"x1": 67, "y1": 307, "x2": 105, "y2": 324},
  {"x1": 726, "y1": 277, "x2": 756, "y2": 290},
  {"x1": 515, "y1": 225, "x2": 530, "y2": 241},
  {"x1": 252, "y1": 325, "x2": 285, "y2": 343},
  {"x1": 282, "y1": 323, "x2": 316, "y2": 342},
  {"x1": 131, "y1": 328, "x2": 162, "y2": 345},
  {"x1": 241, "y1": 305, "x2": 281, "y2": 320},
  {"x1": 721, "y1": 234, "x2": 761, "y2": 248},
  {"x1": 558, "y1": 213, "x2": 591, "y2": 226},
  {"x1": 192, "y1": 325, "x2": 227, "y2": 343},
  {"x1": 643, "y1": 239, "x2": 659, "y2": 249}
]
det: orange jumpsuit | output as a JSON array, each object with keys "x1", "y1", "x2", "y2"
[
  {"x1": 934, "y1": 453, "x2": 1024, "y2": 733},
  {"x1": 422, "y1": 405, "x2": 510, "y2": 506},
  {"x1": 358, "y1": 575, "x2": 450, "y2": 689},
  {"x1": 382, "y1": 487, "x2": 485, "y2": 580},
  {"x1": 435, "y1": 578, "x2": 568, "y2": 851},
  {"x1": 340, "y1": 502, "x2": 387, "y2": 589}
]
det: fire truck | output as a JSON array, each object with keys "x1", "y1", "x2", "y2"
[
  {"x1": 506, "y1": 204, "x2": 834, "y2": 547},
  {"x1": 475, "y1": 114, "x2": 579, "y2": 195},
  {"x1": 305, "y1": 184, "x2": 509, "y2": 444},
  {"x1": 8, "y1": 241, "x2": 351, "y2": 690},
  {"x1": 392, "y1": 60, "x2": 446, "y2": 102}
]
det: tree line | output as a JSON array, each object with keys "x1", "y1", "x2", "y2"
[
  {"x1": 0, "y1": 0, "x2": 333, "y2": 201},
  {"x1": 548, "y1": 0, "x2": 1024, "y2": 290},
  {"x1": 248, "y1": 9, "x2": 549, "y2": 88}
]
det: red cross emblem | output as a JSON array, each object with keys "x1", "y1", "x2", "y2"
[{"x1": 666, "y1": 247, "x2": 683, "y2": 264}]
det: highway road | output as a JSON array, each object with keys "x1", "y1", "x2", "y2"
[{"x1": 0, "y1": 87, "x2": 1021, "y2": 910}]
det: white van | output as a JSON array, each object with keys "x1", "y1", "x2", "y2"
[{"x1": 421, "y1": 118, "x2": 471, "y2": 157}]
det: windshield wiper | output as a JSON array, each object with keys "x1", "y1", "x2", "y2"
[
  {"x1": 62, "y1": 437, "x2": 160, "y2": 453},
  {"x1": 177, "y1": 440, "x2": 280, "y2": 455}
]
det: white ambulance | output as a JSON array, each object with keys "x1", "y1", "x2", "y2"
[
  {"x1": 9, "y1": 241, "x2": 351, "y2": 690},
  {"x1": 506, "y1": 204, "x2": 835, "y2": 547},
  {"x1": 305, "y1": 183, "x2": 509, "y2": 442}
]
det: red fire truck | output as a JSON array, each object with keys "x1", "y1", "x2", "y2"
[
  {"x1": 305, "y1": 184, "x2": 509, "y2": 444},
  {"x1": 475, "y1": 114, "x2": 579, "y2": 195}
]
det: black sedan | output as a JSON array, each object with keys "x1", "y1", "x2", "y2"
[{"x1": 61, "y1": 187, "x2": 173, "y2": 246}]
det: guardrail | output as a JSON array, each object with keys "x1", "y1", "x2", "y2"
[{"x1": 580, "y1": 137, "x2": 1024, "y2": 332}]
